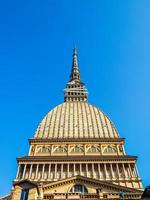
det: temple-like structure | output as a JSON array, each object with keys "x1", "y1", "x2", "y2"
[{"x1": 2, "y1": 49, "x2": 144, "y2": 200}]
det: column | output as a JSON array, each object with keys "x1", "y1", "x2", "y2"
[
  {"x1": 98, "y1": 164, "x2": 101, "y2": 179},
  {"x1": 48, "y1": 164, "x2": 51, "y2": 179},
  {"x1": 35, "y1": 164, "x2": 39, "y2": 179},
  {"x1": 16, "y1": 164, "x2": 20, "y2": 179},
  {"x1": 123, "y1": 146, "x2": 126, "y2": 154},
  {"x1": 73, "y1": 164, "x2": 76, "y2": 176},
  {"x1": 86, "y1": 164, "x2": 88, "y2": 177},
  {"x1": 108, "y1": 165, "x2": 111, "y2": 179},
  {"x1": 92, "y1": 164, "x2": 95, "y2": 178},
  {"x1": 104, "y1": 164, "x2": 107, "y2": 179},
  {"x1": 67, "y1": 164, "x2": 69, "y2": 177},
  {"x1": 135, "y1": 165, "x2": 140, "y2": 178},
  {"x1": 54, "y1": 164, "x2": 57, "y2": 179},
  {"x1": 129, "y1": 164, "x2": 133, "y2": 178},
  {"x1": 110, "y1": 164, "x2": 114, "y2": 179},
  {"x1": 29, "y1": 164, "x2": 33, "y2": 179},
  {"x1": 61, "y1": 164, "x2": 64, "y2": 179},
  {"x1": 116, "y1": 164, "x2": 120, "y2": 179},
  {"x1": 22, "y1": 164, "x2": 27, "y2": 179},
  {"x1": 127, "y1": 164, "x2": 131, "y2": 179},
  {"x1": 122, "y1": 164, "x2": 126, "y2": 179},
  {"x1": 133, "y1": 165, "x2": 138, "y2": 178},
  {"x1": 80, "y1": 164, "x2": 82, "y2": 176},
  {"x1": 42, "y1": 164, "x2": 45, "y2": 179}
]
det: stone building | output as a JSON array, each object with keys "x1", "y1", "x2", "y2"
[{"x1": 1, "y1": 49, "x2": 144, "y2": 199}]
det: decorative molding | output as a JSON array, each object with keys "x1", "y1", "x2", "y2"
[{"x1": 29, "y1": 138, "x2": 125, "y2": 144}]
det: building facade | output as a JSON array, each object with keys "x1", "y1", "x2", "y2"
[{"x1": 2, "y1": 49, "x2": 144, "y2": 200}]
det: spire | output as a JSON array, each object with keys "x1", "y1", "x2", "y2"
[
  {"x1": 70, "y1": 48, "x2": 80, "y2": 81},
  {"x1": 64, "y1": 48, "x2": 88, "y2": 102}
]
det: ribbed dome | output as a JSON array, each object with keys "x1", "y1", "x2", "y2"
[{"x1": 34, "y1": 102, "x2": 119, "y2": 139}]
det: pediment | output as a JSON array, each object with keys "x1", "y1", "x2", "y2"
[
  {"x1": 43, "y1": 175, "x2": 141, "y2": 194},
  {"x1": 13, "y1": 179, "x2": 38, "y2": 189}
]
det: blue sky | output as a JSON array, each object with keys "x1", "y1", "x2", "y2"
[{"x1": 0, "y1": 0, "x2": 150, "y2": 197}]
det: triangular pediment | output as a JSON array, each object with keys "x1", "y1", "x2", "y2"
[
  {"x1": 13, "y1": 179, "x2": 38, "y2": 188},
  {"x1": 43, "y1": 175, "x2": 141, "y2": 194}
]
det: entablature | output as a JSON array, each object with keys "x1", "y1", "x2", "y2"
[{"x1": 17, "y1": 155, "x2": 137, "y2": 164}]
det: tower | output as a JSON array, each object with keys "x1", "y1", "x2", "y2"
[{"x1": 5, "y1": 49, "x2": 143, "y2": 200}]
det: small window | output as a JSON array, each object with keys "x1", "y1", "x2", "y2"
[
  {"x1": 38, "y1": 147, "x2": 51, "y2": 153},
  {"x1": 103, "y1": 146, "x2": 117, "y2": 153},
  {"x1": 70, "y1": 185, "x2": 88, "y2": 194},
  {"x1": 20, "y1": 189, "x2": 29, "y2": 200},
  {"x1": 71, "y1": 147, "x2": 84, "y2": 153},
  {"x1": 55, "y1": 147, "x2": 67, "y2": 153},
  {"x1": 87, "y1": 147, "x2": 100, "y2": 153}
]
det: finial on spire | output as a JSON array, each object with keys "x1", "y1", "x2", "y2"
[
  {"x1": 70, "y1": 48, "x2": 80, "y2": 81},
  {"x1": 64, "y1": 48, "x2": 88, "y2": 102}
]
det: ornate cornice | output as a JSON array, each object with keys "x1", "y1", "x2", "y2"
[
  {"x1": 29, "y1": 138, "x2": 125, "y2": 144},
  {"x1": 17, "y1": 155, "x2": 137, "y2": 163}
]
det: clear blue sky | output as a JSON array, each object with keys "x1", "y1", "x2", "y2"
[{"x1": 0, "y1": 0, "x2": 150, "y2": 197}]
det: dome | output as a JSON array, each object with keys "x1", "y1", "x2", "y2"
[
  {"x1": 34, "y1": 102, "x2": 119, "y2": 139},
  {"x1": 34, "y1": 49, "x2": 119, "y2": 139}
]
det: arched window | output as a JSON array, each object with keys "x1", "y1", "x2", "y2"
[
  {"x1": 87, "y1": 147, "x2": 100, "y2": 153},
  {"x1": 38, "y1": 147, "x2": 51, "y2": 153},
  {"x1": 71, "y1": 146, "x2": 84, "y2": 153},
  {"x1": 54, "y1": 147, "x2": 67, "y2": 153},
  {"x1": 70, "y1": 185, "x2": 88, "y2": 194},
  {"x1": 103, "y1": 146, "x2": 117, "y2": 153}
]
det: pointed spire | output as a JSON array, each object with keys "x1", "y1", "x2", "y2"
[
  {"x1": 64, "y1": 48, "x2": 88, "y2": 102},
  {"x1": 70, "y1": 48, "x2": 80, "y2": 81}
]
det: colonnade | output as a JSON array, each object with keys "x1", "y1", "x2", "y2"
[{"x1": 16, "y1": 162, "x2": 140, "y2": 182}]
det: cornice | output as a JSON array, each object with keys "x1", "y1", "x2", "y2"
[
  {"x1": 29, "y1": 137, "x2": 125, "y2": 144},
  {"x1": 17, "y1": 155, "x2": 137, "y2": 163}
]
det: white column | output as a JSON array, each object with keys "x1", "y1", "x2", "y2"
[
  {"x1": 48, "y1": 164, "x2": 51, "y2": 179},
  {"x1": 133, "y1": 165, "x2": 138, "y2": 178},
  {"x1": 61, "y1": 164, "x2": 64, "y2": 179},
  {"x1": 42, "y1": 164, "x2": 45, "y2": 179},
  {"x1": 67, "y1": 164, "x2": 69, "y2": 177},
  {"x1": 54, "y1": 164, "x2": 57, "y2": 179},
  {"x1": 116, "y1": 164, "x2": 120, "y2": 179},
  {"x1": 98, "y1": 164, "x2": 101, "y2": 179},
  {"x1": 80, "y1": 164, "x2": 82, "y2": 176},
  {"x1": 16, "y1": 164, "x2": 20, "y2": 179},
  {"x1": 86, "y1": 164, "x2": 88, "y2": 177},
  {"x1": 129, "y1": 164, "x2": 133, "y2": 178},
  {"x1": 104, "y1": 164, "x2": 107, "y2": 179},
  {"x1": 73, "y1": 164, "x2": 76, "y2": 176},
  {"x1": 127, "y1": 164, "x2": 131, "y2": 178},
  {"x1": 123, "y1": 146, "x2": 126, "y2": 154},
  {"x1": 122, "y1": 164, "x2": 126, "y2": 179},
  {"x1": 135, "y1": 165, "x2": 140, "y2": 178},
  {"x1": 35, "y1": 164, "x2": 39, "y2": 179},
  {"x1": 29, "y1": 164, "x2": 33, "y2": 179},
  {"x1": 92, "y1": 164, "x2": 95, "y2": 178},
  {"x1": 22, "y1": 164, "x2": 27, "y2": 179},
  {"x1": 110, "y1": 164, "x2": 114, "y2": 179}
]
